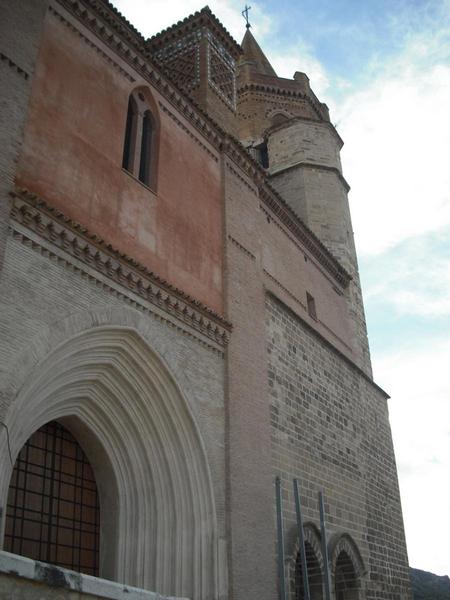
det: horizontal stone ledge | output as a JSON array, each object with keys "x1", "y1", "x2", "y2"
[{"x1": 0, "y1": 551, "x2": 189, "y2": 600}]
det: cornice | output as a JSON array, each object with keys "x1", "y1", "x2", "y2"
[
  {"x1": 54, "y1": 0, "x2": 351, "y2": 290},
  {"x1": 0, "y1": 51, "x2": 30, "y2": 80},
  {"x1": 9, "y1": 189, "x2": 232, "y2": 350},
  {"x1": 267, "y1": 291, "x2": 389, "y2": 399},
  {"x1": 55, "y1": 0, "x2": 225, "y2": 147},
  {"x1": 237, "y1": 82, "x2": 327, "y2": 122},
  {"x1": 258, "y1": 182, "x2": 351, "y2": 287},
  {"x1": 270, "y1": 161, "x2": 350, "y2": 193},
  {"x1": 221, "y1": 138, "x2": 351, "y2": 288}
]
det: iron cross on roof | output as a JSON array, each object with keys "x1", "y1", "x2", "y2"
[{"x1": 242, "y1": 4, "x2": 252, "y2": 28}]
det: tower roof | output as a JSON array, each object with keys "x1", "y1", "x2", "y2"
[{"x1": 240, "y1": 29, "x2": 277, "y2": 77}]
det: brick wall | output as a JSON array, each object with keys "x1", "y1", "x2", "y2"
[
  {"x1": 268, "y1": 120, "x2": 372, "y2": 376},
  {"x1": 0, "y1": 0, "x2": 48, "y2": 273},
  {"x1": 0, "y1": 233, "x2": 227, "y2": 598},
  {"x1": 266, "y1": 294, "x2": 411, "y2": 600}
]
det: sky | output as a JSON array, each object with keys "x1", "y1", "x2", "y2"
[{"x1": 111, "y1": 0, "x2": 450, "y2": 576}]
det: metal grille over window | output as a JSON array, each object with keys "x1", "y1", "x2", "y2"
[{"x1": 4, "y1": 421, "x2": 100, "y2": 576}]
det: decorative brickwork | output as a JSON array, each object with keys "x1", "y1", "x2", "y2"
[
  {"x1": 208, "y1": 36, "x2": 236, "y2": 108},
  {"x1": 153, "y1": 31, "x2": 201, "y2": 94},
  {"x1": 9, "y1": 189, "x2": 231, "y2": 351}
]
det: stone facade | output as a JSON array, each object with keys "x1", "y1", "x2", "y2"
[
  {"x1": 266, "y1": 295, "x2": 410, "y2": 599},
  {"x1": 0, "y1": 2, "x2": 411, "y2": 600}
]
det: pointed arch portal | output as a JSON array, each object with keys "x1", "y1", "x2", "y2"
[{"x1": 0, "y1": 327, "x2": 218, "y2": 600}]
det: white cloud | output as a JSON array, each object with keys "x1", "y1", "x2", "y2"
[
  {"x1": 374, "y1": 341, "x2": 450, "y2": 575},
  {"x1": 336, "y1": 33, "x2": 450, "y2": 257},
  {"x1": 111, "y1": 1, "x2": 330, "y2": 96},
  {"x1": 270, "y1": 44, "x2": 331, "y2": 96},
  {"x1": 363, "y1": 229, "x2": 450, "y2": 318}
]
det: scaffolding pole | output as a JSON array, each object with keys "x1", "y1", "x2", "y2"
[
  {"x1": 293, "y1": 479, "x2": 310, "y2": 600},
  {"x1": 275, "y1": 476, "x2": 287, "y2": 600}
]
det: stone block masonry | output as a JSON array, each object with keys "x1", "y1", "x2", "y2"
[{"x1": 266, "y1": 294, "x2": 411, "y2": 600}]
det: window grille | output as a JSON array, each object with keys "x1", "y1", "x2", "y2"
[{"x1": 4, "y1": 421, "x2": 100, "y2": 576}]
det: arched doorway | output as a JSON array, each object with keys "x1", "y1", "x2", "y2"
[
  {"x1": 334, "y1": 551, "x2": 359, "y2": 600},
  {"x1": 4, "y1": 421, "x2": 100, "y2": 576},
  {"x1": 289, "y1": 523, "x2": 324, "y2": 600},
  {"x1": 0, "y1": 326, "x2": 218, "y2": 600},
  {"x1": 294, "y1": 540, "x2": 323, "y2": 600},
  {"x1": 329, "y1": 534, "x2": 365, "y2": 600}
]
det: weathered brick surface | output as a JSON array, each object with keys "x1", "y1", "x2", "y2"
[
  {"x1": 268, "y1": 120, "x2": 342, "y2": 173},
  {"x1": 237, "y1": 90, "x2": 318, "y2": 142},
  {"x1": 0, "y1": 234, "x2": 227, "y2": 557},
  {"x1": 268, "y1": 120, "x2": 372, "y2": 376},
  {"x1": 223, "y1": 159, "x2": 278, "y2": 600},
  {"x1": 0, "y1": 0, "x2": 48, "y2": 272},
  {"x1": 266, "y1": 294, "x2": 411, "y2": 599},
  {"x1": 0, "y1": 574, "x2": 104, "y2": 600}
]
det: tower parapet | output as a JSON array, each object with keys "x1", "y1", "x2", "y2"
[{"x1": 237, "y1": 30, "x2": 330, "y2": 143}]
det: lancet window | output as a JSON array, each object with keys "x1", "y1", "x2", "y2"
[{"x1": 122, "y1": 90, "x2": 157, "y2": 189}]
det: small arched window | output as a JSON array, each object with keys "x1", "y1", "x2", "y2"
[
  {"x1": 4, "y1": 421, "x2": 100, "y2": 576},
  {"x1": 122, "y1": 90, "x2": 157, "y2": 189},
  {"x1": 334, "y1": 551, "x2": 360, "y2": 600}
]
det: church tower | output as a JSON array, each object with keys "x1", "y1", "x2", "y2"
[
  {"x1": 148, "y1": 7, "x2": 241, "y2": 136},
  {"x1": 237, "y1": 28, "x2": 372, "y2": 374}
]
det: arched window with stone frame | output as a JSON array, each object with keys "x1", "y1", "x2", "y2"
[
  {"x1": 288, "y1": 523, "x2": 324, "y2": 600},
  {"x1": 329, "y1": 533, "x2": 366, "y2": 600},
  {"x1": 122, "y1": 88, "x2": 159, "y2": 190}
]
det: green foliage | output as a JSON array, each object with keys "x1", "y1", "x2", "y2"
[{"x1": 411, "y1": 568, "x2": 450, "y2": 600}]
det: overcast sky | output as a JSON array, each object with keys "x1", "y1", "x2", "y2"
[{"x1": 111, "y1": 0, "x2": 450, "y2": 576}]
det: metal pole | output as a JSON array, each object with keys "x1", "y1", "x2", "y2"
[
  {"x1": 275, "y1": 476, "x2": 287, "y2": 600},
  {"x1": 293, "y1": 479, "x2": 311, "y2": 600},
  {"x1": 319, "y1": 491, "x2": 332, "y2": 600}
]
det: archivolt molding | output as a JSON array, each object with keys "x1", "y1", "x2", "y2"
[
  {"x1": 329, "y1": 533, "x2": 366, "y2": 578},
  {"x1": 9, "y1": 189, "x2": 231, "y2": 351},
  {"x1": 266, "y1": 108, "x2": 293, "y2": 120},
  {"x1": 287, "y1": 522, "x2": 324, "y2": 571},
  {"x1": 0, "y1": 326, "x2": 219, "y2": 600}
]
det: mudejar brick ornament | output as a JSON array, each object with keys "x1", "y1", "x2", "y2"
[{"x1": 0, "y1": 1, "x2": 412, "y2": 599}]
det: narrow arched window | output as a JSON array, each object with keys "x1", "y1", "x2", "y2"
[
  {"x1": 4, "y1": 421, "x2": 100, "y2": 576},
  {"x1": 122, "y1": 95, "x2": 137, "y2": 172},
  {"x1": 334, "y1": 551, "x2": 360, "y2": 600},
  {"x1": 122, "y1": 90, "x2": 157, "y2": 189},
  {"x1": 295, "y1": 541, "x2": 323, "y2": 600},
  {"x1": 139, "y1": 110, "x2": 153, "y2": 186}
]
